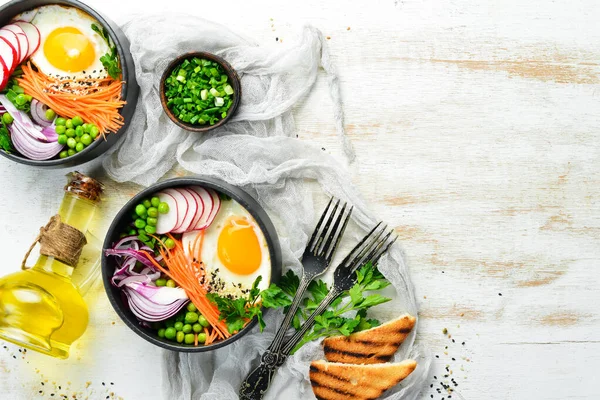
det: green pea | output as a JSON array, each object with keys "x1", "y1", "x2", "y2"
[
  {"x1": 57, "y1": 135, "x2": 68, "y2": 145},
  {"x1": 89, "y1": 125, "x2": 99, "y2": 138},
  {"x1": 15, "y1": 94, "x2": 27, "y2": 105},
  {"x1": 146, "y1": 217, "x2": 157, "y2": 227},
  {"x1": 65, "y1": 128, "x2": 75, "y2": 138},
  {"x1": 187, "y1": 303, "x2": 197, "y2": 312},
  {"x1": 166, "y1": 279, "x2": 176, "y2": 288},
  {"x1": 81, "y1": 134, "x2": 92, "y2": 146},
  {"x1": 134, "y1": 218, "x2": 146, "y2": 229},
  {"x1": 192, "y1": 323, "x2": 202, "y2": 333},
  {"x1": 75, "y1": 135, "x2": 81, "y2": 142},
  {"x1": 198, "y1": 314, "x2": 210, "y2": 328},
  {"x1": 55, "y1": 117, "x2": 66, "y2": 126},
  {"x1": 196, "y1": 333, "x2": 207, "y2": 344},
  {"x1": 71, "y1": 116, "x2": 83, "y2": 126},
  {"x1": 59, "y1": 150, "x2": 68, "y2": 159},
  {"x1": 66, "y1": 137, "x2": 76, "y2": 149},
  {"x1": 157, "y1": 328, "x2": 166, "y2": 338},
  {"x1": 174, "y1": 321, "x2": 183, "y2": 331},
  {"x1": 165, "y1": 320, "x2": 175, "y2": 328},
  {"x1": 128, "y1": 229, "x2": 137, "y2": 235},
  {"x1": 165, "y1": 238, "x2": 175, "y2": 249},
  {"x1": 143, "y1": 199, "x2": 152, "y2": 209},
  {"x1": 158, "y1": 202, "x2": 170, "y2": 214},
  {"x1": 155, "y1": 278, "x2": 166, "y2": 287},
  {"x1": 2, "y1": 112, "x2": 13, "y2": 124},
  {"x1": 45, "y1": 109, "x2": 56, "y2": 120},
  {"x1": 184, "y1": 312, "x2": 198, "y2": 324},
  {"x1": 75, "y1": 126, "x2": 84, "y2": 137},
  {"x1": 55, "y1": 125, "x2": 66, "y2": 135},
  {"x1": 164, "y1": 327, "x2": 176, "y2": 340},
  {"x1": 65, "y1": 119, "x2": 73, "y2": 129},
  {"x1": 135, "y1": 204, "x2": 147, "y2": 217},
  {"x1": 151, "y1": 197, "x2": 161, "y2": 207},
  {"x1": 184, "y1": 333, "x2": 195, "y2": 345},
  {"x1": 82, "y1": 123, "x2": 90, "y2": 132},
  {"x1": 75, "y1": 142, "x2": 84, "y2": 152},
  {"x1": 144, "y1": 225, "x2": 156, "y2": 234},
  {"x1": 176, "y1": 331, "x2": 185, "y2": 343},
  {"x1": 147, "y1": 207, "x2": 158, "y2": 218},
  {"x1": 67, "y1": 149, "x2": 76, "y2": 156},
  {"x1": 182, "y1": 324, "x2": 192, "y2": 334}
]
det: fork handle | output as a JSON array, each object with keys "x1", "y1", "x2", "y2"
[
  {"x1": 281, "y1": 288, "x2": 342, "y2": 355},
  {"x1": 239, "y1": 274, "x2": 313, "y2": 400}
]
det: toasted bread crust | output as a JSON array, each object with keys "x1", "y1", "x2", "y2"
[
  {"x1": 309, "y1": 359, "x2": 417, "y2": 400},
  {"x1": 323, "y1": 314, "x2": 416, "y2": 364}
]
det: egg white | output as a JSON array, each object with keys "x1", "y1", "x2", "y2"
[
  {"x1": 29, "y1": 5, "x2": 110, "y2": 79},
  {"x1": 201, "y1": 199, "x2": 271, "y2": 299}
]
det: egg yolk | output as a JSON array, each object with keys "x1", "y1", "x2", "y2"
[
  {"x1": 43, "y1": 27, "x2": 95, "y2": 73},
  {"x1": 217, "y1": 217, "x2": 262, "y2": 275}
]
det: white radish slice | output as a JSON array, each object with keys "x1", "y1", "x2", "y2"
[
  {"x1": 0, "y1": 30, "x2": 20, "y2": 68},
  {"x1": 13, "y1": 21, "x2": 40, "y2": 58},
  {"x1": 155, "y1": 192, "x2": 178, "y2": 234},
  {"x1": 0, "y1": 37, "x2": 15, "y2": 78},
  {"x1": 206, "y1": 189, "x2": 222, "y2": 227},
  {"x1": 189, "y1": 186, "x2": 214, "y2": 230},
  {"x1": 162, "y1": 188, "x2": 188, "y2": 232},
  {"x1": 172, "y1": 188, "x2": 197, "y2": 233},
  {"x1": 183, "y1": 188, "x2": 205, "y2": 230},
  {"x1": 3, "y1": 25, "x2": 28, "y2": 63},
  {"x1": 181, "y1": 230, "x2": 203, "y2": 260}
]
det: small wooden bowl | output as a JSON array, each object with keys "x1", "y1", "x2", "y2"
[{"x1": 160, "y1": 52, "x2": 241, "y2": 133}]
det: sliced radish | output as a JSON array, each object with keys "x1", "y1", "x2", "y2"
[
  {"x1": 181, "y1": 230, "x2": 203, "y2": 260},
  {"x1": 0, "y1": 37, "x2": 16, "y2": 77},
  {"x1": 189, "y1": 186, "x2": 214, "y2": 230},
  {"x1": 0, "y1": 30, "x2": 20, "y2": 68},
  {"x1": 163, "y1": 188, "x2": 188, "y2": 232},
  {"x1": 0, "y1": 61, "x2": 6, "y2": 90},
  {"x1": 206, "y1": 189, "x2": 222, "y2": 227},
  {"x1": 13, "y1": 21, "x2": 40, "y2": 58},
  {"x1": 183, "y1": 188, "x2": 205, "y2": 230},
  {"x1": 172, "y1": 188, "x2": 198, "y2": 233},
  {"x1": 155, "y1": 192, "x2": 178, "y2": 234},
  {"x1": 3, "y1": 25, "x2": 28, "y2": 63}
]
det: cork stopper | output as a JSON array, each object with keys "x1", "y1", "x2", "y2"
[{"x1": 64, "y1": 172, "x2": 104, "y2": 204}]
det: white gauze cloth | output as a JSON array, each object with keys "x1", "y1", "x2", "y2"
[{"x1": 103, "y1": 14, "x2": 430, "y2": 400}]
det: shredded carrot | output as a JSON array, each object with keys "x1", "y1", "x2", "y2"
[
  {"x1": 141, "y1": 232, "x2": 231, "y2": 339},
  {"x1": 194, "y1": 333, "x2": 198, "y2": 346},
  {"x1": 204, "y1": 327, "x2": 213, "y2": 346},
  {"x1": 17, "y1": 63, "x2": 126, "y2": 135}
]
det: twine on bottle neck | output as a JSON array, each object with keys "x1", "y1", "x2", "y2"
[{"x1": 21, "y1": 215, "x2": 87, "y2": 270}]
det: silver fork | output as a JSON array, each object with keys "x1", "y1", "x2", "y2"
[
  {"x1": 239, "y1": 198, "x2": 353, "y2": 400},
  {"x1": 280, "y1": 223, "x2": 397, "y2": 355}
]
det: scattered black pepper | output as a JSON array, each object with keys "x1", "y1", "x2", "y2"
[{"x1": 499, "y1": 293, "x2": 502, "y2": 296}]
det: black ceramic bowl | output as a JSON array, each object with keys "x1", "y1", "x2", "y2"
[
  {"x1": 0, "y1": 0, "x2": 139, "y2": 167},
  {"x1": 160, "y1": 52, "x2": 241, "y2": 133},
  {"x1": 101, "y1": 177, "x2": 282, "y2": 352}
]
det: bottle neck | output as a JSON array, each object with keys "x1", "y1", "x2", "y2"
[{"x1": 33, "y1": 193, "x2": 97, "y2": 278}]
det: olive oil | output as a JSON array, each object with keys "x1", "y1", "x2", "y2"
[{"x1": 0, "y1": 173, "x2": 102, "y2": 358}]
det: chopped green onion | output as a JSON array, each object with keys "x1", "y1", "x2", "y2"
[
  {"x1": 223, "y1": 85, "x2": 234, "y2": 95},
  {"x1": 214, "y1": 97, "x2": 224, "y2": 107}
]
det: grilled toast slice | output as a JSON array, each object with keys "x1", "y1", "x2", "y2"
[
  {"x1": 323, "y1": 314, "x2": 416, "y2": 364},
  {"x1": 309, "y1": 359, "x2": 417, "y2": 400}
]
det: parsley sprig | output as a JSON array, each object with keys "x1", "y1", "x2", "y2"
[
  {"x1": 91, "y1": 24, "x2": 121, "y2": 79},
  {"x1": 207, "y1": 276, "x2": 291, "y2": 334},
  {"x1": 0, "y1": 118, "x2": 13, "y2": 153},
  {"x1": 285, "y1": 262, "x2": 391, "y2": 353}
]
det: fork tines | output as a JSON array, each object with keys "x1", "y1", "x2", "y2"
[
  {"x1": 308, "y1": 197, "x2": 353, "y2": 263},
  {"x1": 339, "y1": 223, "x2": 398, "y2": 272}
]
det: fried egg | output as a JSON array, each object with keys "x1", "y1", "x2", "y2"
[
  {"x1": 201, "y1": 199, "x2": 271, "y2": 299},
  {"x1": 29, "y1": 5, "x2": 110, "y2": 79}
]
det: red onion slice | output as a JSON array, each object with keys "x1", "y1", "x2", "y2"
[{"x1": 30, "y1": 99, "x2": 52, "y2": 127}]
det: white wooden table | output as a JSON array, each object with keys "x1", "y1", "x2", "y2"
[{"x1": 0, "y1": 0, "x2": 598, "y2": 398}]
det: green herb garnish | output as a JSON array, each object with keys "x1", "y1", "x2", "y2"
[
  {"x1": 283, "y1": 262, "x2": 391, "y2": 353},
  {"x1": 207, "y1": 276, "x2": 291, "y2": 334},
  {"x1": 3, "y1": 78, "x2": 32, "y2": 113},
  {"x1": 91, "y1": 23, "x2": 121, "y2": 79},
  {"x1": 164, "y1": 57, "x2": 235, "y2": 126},
  {"x1": 0, "y1": 118, "x2": 13, "y2": 153}
]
